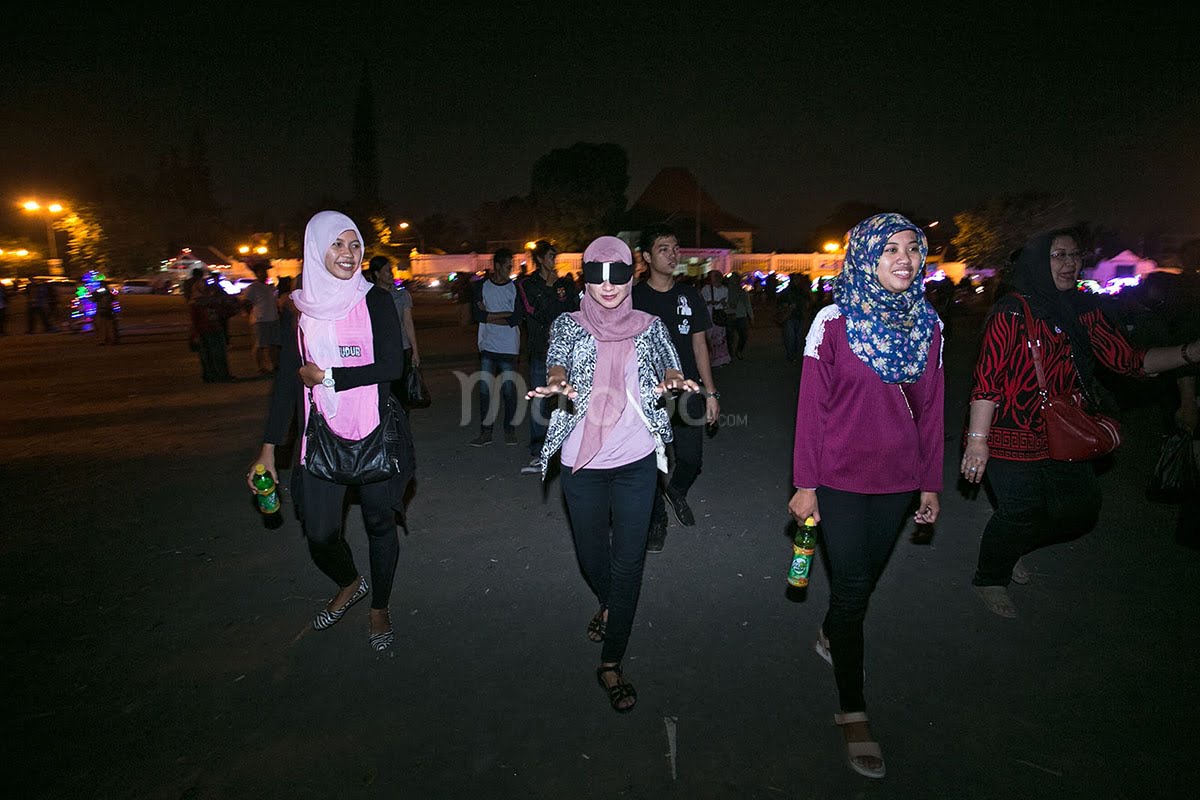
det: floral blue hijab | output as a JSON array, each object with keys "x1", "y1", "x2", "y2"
[{"x1": 833, "y1": 213, "x2": 938, "y2": 384}]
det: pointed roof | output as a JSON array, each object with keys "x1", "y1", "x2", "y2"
[{"x1": 626, "y1": 168, "x2": 758, "y2": 233}]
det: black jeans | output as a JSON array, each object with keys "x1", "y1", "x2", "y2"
[
  {"x1": 726, "y1": 317, "x2": 749, "y2": 356},
  {"x1": 816, "y1": 486, "x2": 913, "y2": 713},
  {"x1": 651, "y1": 392, "x2": 706, "y2": 523},
  {"x1": 299, "y1": 468, "x2": 400, "y2": 609},
  {"x1": 974, "y1": 458, "x2": 1101, "y2": 586},
  {"x1": 560, "y1": 452, "x2": 658, "y2": 664}
]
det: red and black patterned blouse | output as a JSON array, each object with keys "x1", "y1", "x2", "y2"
[{"x1": 970, "y1": 307, "x2": 1145, "y2": 461}]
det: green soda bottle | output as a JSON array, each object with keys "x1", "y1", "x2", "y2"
[
  {"x1": 787, "y1": 516, "x2": 817, "y2": 587},
  {"x1": 252, "y1": 464, "x2": 280, "y2": 515}
]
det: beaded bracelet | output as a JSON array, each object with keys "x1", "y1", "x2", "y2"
[{"x1": 966, "y1": 432, "x2": 987, "y2": 439}]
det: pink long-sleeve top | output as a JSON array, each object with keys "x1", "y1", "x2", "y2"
[{"x1": 792, "y1": 305, "x2": 944, "y2": 494}]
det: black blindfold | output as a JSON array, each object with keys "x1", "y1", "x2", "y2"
[{"x1": 582, "y1": 260, "x2": 634, "y2": 285}]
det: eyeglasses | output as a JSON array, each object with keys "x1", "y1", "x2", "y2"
[{"x1": 1050, "y1": 251, "x2": 1083, "y2": 261}]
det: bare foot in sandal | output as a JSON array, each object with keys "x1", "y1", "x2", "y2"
[
  {"x1": 834, "y1": 712, "x2": 885, "y2": 778},
  {"x1": 596, "y1": 662, "x2": 636, "y2": 713},
  {"x1": 586, "y1": 607, "x2": 608, "y2": 643}
]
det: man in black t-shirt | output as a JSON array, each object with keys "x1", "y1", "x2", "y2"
[
  {"x1": 517, "y1": 240, "x2": 580, "y2": 473},
  {"x1": 632, "y1": 223, "x2": 721, "y2": 553}
]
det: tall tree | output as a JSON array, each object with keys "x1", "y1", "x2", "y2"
[
  {"x1": 529, "y1": 142, "x2": 628, "y2": 250},
  {"x1": 952, "y1": 192, "x2": 1075, "y2": 272}
]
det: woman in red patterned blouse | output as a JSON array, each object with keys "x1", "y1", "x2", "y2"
[{"x1": 961, "y1": 230, "x2": 1200, "y2": 617}]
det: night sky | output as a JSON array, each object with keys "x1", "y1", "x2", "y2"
[{"x1": 3, "y1": 3, "x2": 1198, "y2": 249}]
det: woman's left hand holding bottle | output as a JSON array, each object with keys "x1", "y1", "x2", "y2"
[{"x1": 246, "y1": 443, "x2": 277, "y2": 492}]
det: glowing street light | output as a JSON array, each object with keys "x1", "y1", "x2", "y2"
[
  {"x1": 20, "y1": 199, "x2": 67, "y2": 274},
  {"x1": 238, "y1": 245, "x2": 251, "y2": 254},
  {"x1": 397, "y1": 221, "x2": 424, "y2": 253},
  {"x1": 823, "y1": 241, "x2": 840, "y2": 253}
]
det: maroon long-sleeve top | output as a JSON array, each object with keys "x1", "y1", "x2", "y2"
[{"x1": 793, "y1": 305, "x2": 945, "y2": 494}]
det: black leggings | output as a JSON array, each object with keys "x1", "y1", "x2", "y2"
[
  {"x1": 560, "y1": 452, "x2": 658, "y2": 664},
  {"x1": 299, "y1": 468, "x2": 400, "y2": 609},
  {"x1": 816, "y1": 486, "x2": 913, "y2": 713}
]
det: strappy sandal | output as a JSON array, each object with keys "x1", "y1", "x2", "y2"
[
  {"x1": 834, "y1": 711, "x2": 885, "y2": 779},
  {"x1": 312, "y1": 576, "x2": 368, "y2": 630},
  {"x1": 586, "y1": 606, "x2": 607, "y2": 643},
  {"x1": 596, "y1": 664, "x2": 636, "y2": 713}
]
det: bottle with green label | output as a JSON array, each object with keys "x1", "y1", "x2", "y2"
[
  {"x1": 787, "y1": 516, "x2": 817, "y2": 587},
  {"x1": 252, "y1": 464, "x2": 280, "y2": 515}
]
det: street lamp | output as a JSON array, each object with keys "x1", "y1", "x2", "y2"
[
  {"x1": 397, "y1": 221, "x2": 424, "y2": 253},
  {"x1": 20, "y1": 200, "x2": 66, "y2": 274}
]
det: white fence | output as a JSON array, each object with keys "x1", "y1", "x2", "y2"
[{"x1": 407, "y1": 250, "x2": 846, "y2": 279}]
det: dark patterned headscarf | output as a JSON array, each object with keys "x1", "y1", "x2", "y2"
[
  {"x1": 833, "y1": 213, "x2": 939, "y2": 383},
  {"x1": 1008, "y1": 229, "x2": 1099, "y2": 390}
]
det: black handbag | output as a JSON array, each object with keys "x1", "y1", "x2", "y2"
[
  {"x1": 403, "y1": 364, "x2": 431, "y2": 409},
  {"x1": 304, "y1": 392, "x2": 404, "y2": 485},
  {"x1": 298, "y1": 324, "x2": 406, "y2": 485}
]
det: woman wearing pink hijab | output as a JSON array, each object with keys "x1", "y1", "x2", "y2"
[
  {"x1": 247, "y1": 211, "x2": 414, "y2": 652},
  {"x1": 529, "y1": 236, "x2": 696, "y2": 712}
]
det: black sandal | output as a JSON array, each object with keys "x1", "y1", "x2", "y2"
[
  {"x1": 586, "y1": 606, "x2": 607, "y2": 643},
  {"x1": 596, "y1": 664, "x2": 637, "y2": 713}
]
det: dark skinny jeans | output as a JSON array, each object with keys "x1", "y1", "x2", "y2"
[
  {"x1": 974, "y1": 458, "x2": 1101, "y2": 586},
  {"x1": 816, "y1": 486, "x2": 913, "y2": 714},
  {"x1": 299, "y1": 468, "x2": 400, "y2": 609},
  {"x1": 560, "y1": 452, "x2": 658, "y2": 664},
  {"x1": 651, "y1": 392, "x2": 706, "y2": 524}
]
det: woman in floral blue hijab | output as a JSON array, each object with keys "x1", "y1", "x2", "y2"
[
  {"x1": 788, "y1": 212, "x2": 944, "y2": 779},
  {"x1": 833, "y1": 213, "x2": 938, "y2": 383}
]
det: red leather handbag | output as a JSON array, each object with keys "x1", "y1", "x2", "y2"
[{"x1": 1015, "y1": 295, "x2": 1121, "y2": 462}]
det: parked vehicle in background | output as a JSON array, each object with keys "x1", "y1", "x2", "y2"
[{"x1": 119, "y1": 279, "x2": 155, "y2": 295}]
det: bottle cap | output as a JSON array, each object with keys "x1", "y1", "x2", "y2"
[
  {"x1": 254, "y1": 464, "x2": 266, "y2": 474},
  {"x1": 804, "y1": 516, "x2": 816, "y2": 526}
]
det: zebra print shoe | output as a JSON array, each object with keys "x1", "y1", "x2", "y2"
[
  {"x1": 312, "y1": 576, "x2": 369, "y2": 630},
  {"x1": 368, "y1": 628, "x2": 395, "y2": 652}
]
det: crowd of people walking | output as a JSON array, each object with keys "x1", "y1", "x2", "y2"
[{"x1": 238, "y1": 208, "x2": 1199, "y2": 781}]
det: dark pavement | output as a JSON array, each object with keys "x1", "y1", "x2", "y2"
[{"x1": 2, "y1": 295, "x2": 1197, "y2": 799}]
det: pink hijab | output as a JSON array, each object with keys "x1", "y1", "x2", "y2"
[
  {"x1": 569, "y1": 237, "x2": 656, "y2": 471},
  {"x1": 292, "y1": 210, "x2": 371, "y2": 416}
]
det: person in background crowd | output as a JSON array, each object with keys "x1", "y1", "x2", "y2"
[
  {"x1": 529, "y1": 235, "x2": 692, "y2": 713},
  {"x1": 26, "y1": 279, "x2": 56, "y2": 334},
  {"x1": 961, "y1": 229, "x2": 1200, "y2": 617},
  {"x1": 248, "y1": 210, "x2": 414, "y2": 652},
  {"x1": 276, "y1": 275, "x2": 297, "y2": 334},
  {"x1": 701, "y1": 268, "x2": 732, "y2": 367},
  {"x1": 724, "y1": 270, "x2": 753, "y2": 359},
  {"x1": 183, "y1": 267, "x2": 205, "y2": 303},
  {"x1": 469, "y1": 249, "x2": 525, "y2": 447},
  {"x1": 190, "y1": 277, "x2": 237, "y2": 382},
  {"x1": 365, "y1": 256, "x2": 421, "y2": 406},
  {"x1": 632, "y1": 223, "x2": 721, "y2": 553},
  {"x1": 93, "y1": 284, "x2": 119, "y2": 345},
  {"x1": 777, "y1": 273, "x2": 813, "y2": 362},
  {"x1": 242, "y1": 262, "x2": 281, "y2": 375},
  {"x1": 788, "y1": 213, "x2": 944, "y2": 780},
  {"x1": 517, "y1": 240, "x2": 580, "y2": 475}
]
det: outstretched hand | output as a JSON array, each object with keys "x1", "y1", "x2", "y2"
[
  {"x1": 656, "y1": 376, "x2": 700, "y2": 396},
  {"x1": 526, "y1": 379, "x2": 577, "y2": 401}
]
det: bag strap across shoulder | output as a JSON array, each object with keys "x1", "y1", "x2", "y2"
[{"x1": 1011, "y1": 293, "x2": 1049, "y2": 394}]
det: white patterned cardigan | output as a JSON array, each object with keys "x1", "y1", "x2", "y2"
[{"x1": 538, "y1": 313, "x2": 683, "y2": 478}]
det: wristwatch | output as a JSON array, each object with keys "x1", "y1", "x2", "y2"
[
  {"x1": 321, "y1": 370, "x2": 335, "y2": 389},
  {"x1": 707, "y1": 390, "x2": 721, "y2": 400}
]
